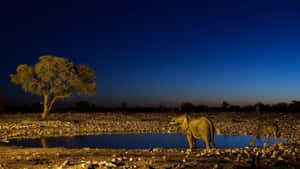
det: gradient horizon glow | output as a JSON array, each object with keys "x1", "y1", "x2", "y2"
[{"x1": 1, "y1": 0, "x2": 300, "y2": 107}]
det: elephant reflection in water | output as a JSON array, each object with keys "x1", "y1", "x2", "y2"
[{"x1": 40, "y1": 137, "x2": 49, "y2": 148}]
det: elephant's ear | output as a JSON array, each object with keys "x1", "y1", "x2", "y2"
[{"x1": 181, "y1": 113, "x2": 189, "y2": 131}]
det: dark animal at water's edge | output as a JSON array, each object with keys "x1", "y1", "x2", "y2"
[
  {"x1": 249, "y1": 123, "x2": 280, "y2": 147},
  {"x1": 169, "y1": 114, "x2": 216, "y2": 149}
]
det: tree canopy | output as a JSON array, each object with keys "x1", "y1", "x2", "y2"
[{"x1": 10, "y1": 55, "x2": 97, "y2": 118}]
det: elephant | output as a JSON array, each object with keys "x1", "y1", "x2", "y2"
[
  {"x1": 169, "y1": 114, "x2": 216, "y2": 149},
  {"x1": 249, "y1": 123, "x2": 279, "y2": 147}
]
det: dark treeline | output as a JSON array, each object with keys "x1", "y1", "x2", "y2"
[{"x1": 1, "y1": 100, "x2": 300, "y2": 114}]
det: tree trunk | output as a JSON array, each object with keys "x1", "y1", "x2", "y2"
[
  {"x1": 40, "y1": 137, "x2": 49, "y2": 148},
  {"x1": 41, "y1": 95, "x2": 49, "y2": 119},
  {"x1": 41, "y1": 94, "x2": 70, "y2": 119}
]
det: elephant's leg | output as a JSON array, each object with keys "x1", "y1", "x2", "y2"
[
  {"x1": 249, "y1": 135, "x2": 257, "y2": 147},
  {"x1": 186, "y1": 134, "x2": 194, "y2": 149},
  {"x1": 265, "y1": 135, "x2": 270, "y2": 147},
  {"x1": 273, "y1": 131, "x2": 279, "y2": 144},
  {"x1": 192, "y1": 138, "x2": 196, "y2": 148},
  {"x1": 211, "y1": 138, "x2": 216, "y2": 149},
  {"x1": 203, "y1": 137, "x2": 210, "y2": 149}
]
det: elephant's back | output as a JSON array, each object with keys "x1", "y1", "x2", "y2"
[{"x1": 190, "y1": 117, "x2": 211, "y2": 126}]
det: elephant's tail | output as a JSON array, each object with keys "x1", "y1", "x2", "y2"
[{"x1": 208, "y1": 119, "x2": 215, "y2": 142}]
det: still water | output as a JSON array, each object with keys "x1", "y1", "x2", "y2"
[{"x1": 5, "y1": 134, "x2": 288, "y2": 149}]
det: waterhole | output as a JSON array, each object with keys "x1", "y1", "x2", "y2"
[{"x1": 4, "y1": 134, "x2": 288, "y2": 149}]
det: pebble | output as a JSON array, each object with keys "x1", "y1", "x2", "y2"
[
  {"x1": 57, "y1": 160, "x2": 68, "y2": 169},
  {"x1": 152, "y1": 148, "x2": 160, "y2": 153},
  {"x1": 271, "y1": 151, "x2": 278, "y2": 158},
  {"x1": 98, "y1": 161, "x2": 117, "y2": 168},
  {"x1": 213, "y1": 164, "x2": 219, "y2": 169},
  {"x1": 224, "y1": 157, "x2": 231, "y2": 161},
  {"x1": 236, "y1": 154, "x2": 241, "y2": 162},
  {"x1": 278, "y1": 156, "x2": 284, "y2": 161},
  {"x1": 186, "y1": 149, "x2": 192, "y2": 154}
]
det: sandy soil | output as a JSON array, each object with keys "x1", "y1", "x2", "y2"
[{"x1": 0, "y1": 112, "x2": 299, "y2": 169}]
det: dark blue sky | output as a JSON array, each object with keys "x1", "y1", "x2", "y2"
[{"x1": 1, "y1": 0, "x2": 300, "y2": 106}]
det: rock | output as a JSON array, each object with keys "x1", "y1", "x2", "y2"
[
  {"x1": 225, "y1": 149, "x2": 231, "y2": 153},
  {"x1": 1, "y1": 139, "x2": 10, "y2": 143},
  {"x1": 232, "y1": 148, "x2": 239, "y2": 154},
  {"x1": 292, "y1": 152, "x2": 296, "y2": 161},
  {"x1": 98, "y1": 161, "x2": 117, "y2": 168},
  {"x1": 278, "y1": 143, "x2": 285, "y2": 150},
  {"x1": 57, "y1": 160, "x2": 68, "y2": 169},
  {"x1": 277, "y1": 156, "x2": 284, "y2": 161},
  {"x1": 152, "y1": 148, "x2": 160, "y2": 153},
  {"x1": 253, "y1": 147, "x2": 260, "y2": 152},
  {"x1": 224, "y1": 157, "x2": 231, "y2": 161},
  {"x1": 186, "y1": 149, "x2": 192, "y2": 154},
  {"x1": 236, "y1": 154, "x2": 242, "y2": 162},
  {"x1": 80, "y1": 163, "x2": 87, "y2": 168},
  {"x1": 213, "y1": 164, "x2": 219, "y2": 169},
  {"x1": 271, "y1": 151, "x2": 278, "y2": 158},
  {"x1": 243, "y1": 150, "x2": 249, "y2": 155},
  {"x1": 200, "y1": 152, "x2": 206, "y2": 156}
]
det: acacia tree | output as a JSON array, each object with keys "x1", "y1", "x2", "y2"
[{"x1": 10, "y1": 55, "x2": 97, "y2": 119}]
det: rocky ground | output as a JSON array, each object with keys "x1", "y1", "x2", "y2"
[{"x1": 0, "y1": 112, "x2": 299, "y2": 169}]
